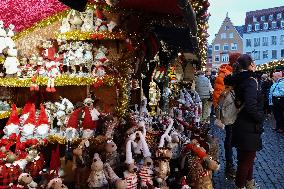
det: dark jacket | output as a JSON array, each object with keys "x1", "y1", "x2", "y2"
[
  {"x1": 261, "y1": 79, "x2": 273, "y2": 98},
  {"x1": 224, "y1": 71, "x2": 264, "y2": 151}
]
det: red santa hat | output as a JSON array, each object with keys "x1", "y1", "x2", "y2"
[
  {"x1": 24, "y1": 104, "x2": 36, "y2": 126},
  {"x1": 36, "y1": 104, "x2": 49, "y2": 127},
  {"x1": 95, "y1": 8, "x2": 104, "y2": 20},
  {"x1": 82, "y1": 107, "x2": 95, "y2": 130},
  {"x1": 21, "y1": 102, "x2": 32, "y2": 116},
  {"x1": 6, "y1": 104, "x2": 20, "y2": 126},
  {"x1": 66, "y1": 108, "x2": 82, "y2": 129}
]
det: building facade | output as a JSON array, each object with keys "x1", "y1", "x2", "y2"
[
  {"x1": 211, "y1": 14, "x2": 244, "y2": 69},
  {"x1": 243, "y1": 6, "x2": 284, "y2": 65},
  {"x1": 206, "y1": 45, "x2": 212, "y2": 68}
]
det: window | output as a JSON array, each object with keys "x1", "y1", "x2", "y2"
[
  {"x1": 223, "y1": 43, "x2": 229, "y2": 51},
  {"x1": 269, "y1": 14, "x2": 274, "y2": 21},
  {"x1": 225, "y1": 26, "x2": 229, "y2": 30},
  {"x1": 246, "y1": 52, "x2": 252, "y2": 56},
  {"x1": 214, "y1": 44, "x2": 220, "y2": 51},
  {"x1": 272, "y1": 50, "x2": 277, "y2": 59},
  {"x1": 215, "y1": 55, "x2": 220, "y2": 62},
  {"x1": 221, "y1": 33, "x2": 227, "y2": 39},
  {"x1": 280, "y1": 35, "x2": 284, "y2": 45},
  {"x1": 254, "y1": 38, "x2": 260, "y2": 47},
  {"x1": 281, "y1": 49, "x2": 284, "y2": 58},
  {"x1": 246, "y1": 39, "x2": 252, "y2": 47},
  {"x1": 231, "y1": 43, "x2": 238, "y2": 50},
  {"x1": 229, "y1": 33, "x2": 234, "y2": 38},
  {"x1": 261, "y1": 16, "x2": 265, "y2": 21},
  {"x1": 255, "y1": 23, "x2": 260, "y2": 31},
  {"x1": 277, "y1": 13, "x2": 282, "y2": 19},
  {"x1": 254, "y1": 51, "x2": 260, "y2": 60},
  {"x1": 281, "y1": 20, "x2": 284, "y2": 28},
  {"x1": 253, "y1": 16, "x2": 257, "y2": 22},
  {"x1": 272, "y1": 21, "x2": 277, "y2": 29},
  {"x1": 263, "y1": 50, "x2": 268, "y2": 59},
  {"x1": 221, "y1": 54, "x2": 229, "y2": 62},
  {"x1": 263, "y1": 22, "x2": 269, "y2": 30},
  {"x1": 271, "y1": 36, "x2": 277, "y2": 45},
  {"x1": 247, "y1": 24, "x2": 252, "y2": 32},
  {"x1": 262, "y1": 37, "x2": 268, "y2": 46}
]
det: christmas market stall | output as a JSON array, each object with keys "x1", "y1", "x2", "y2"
[{"x1": 0, "y1": 0, "x2": 217, "y2": 189}]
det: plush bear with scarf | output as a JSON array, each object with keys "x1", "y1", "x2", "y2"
[{"x1": 39, "y1": 40, "x2": 62, "y2": 92}]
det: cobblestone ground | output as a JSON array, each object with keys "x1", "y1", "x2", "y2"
[{"x1": 211, "y1": 117, "x2": 284, "y2": 189}]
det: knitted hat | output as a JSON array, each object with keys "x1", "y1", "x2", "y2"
[
  {"x1": 6, "y1": 104, "x2": 20, "y2": 126},
  {"x1": 96, "y1": 8, "x2": 104, "y2": 20},
  {"x1": 229, "y1": 52, "x2": 241, "y2": 66},
  {"x1": 37, "y1": 104, "x2": 49, "y2": 127},
  {"x1": 82, "y1": 107, "x2": 95, "y2": 130},
  {"x1": 24, "y1": 104, "x2": 36, "y2": 126},
  {"x1": 21, "y1": 102, "x2": 32, "y2": 116},
  {"x1": 66, "y1": 108, "x2": 82, "y2": 129}
]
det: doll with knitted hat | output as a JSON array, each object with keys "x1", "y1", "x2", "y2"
[
  {"x1": 65, "y1": 108, "x2": 80, "y2": 141},
  {"x1": 35, "y1": 104, "x2": 50, "y2": 140},
  {"x1": 3, "y1": 104, "x2": 20, "y2": 138},
  {"x1": 21, "y1": 105, "x2": 36, "y2": 142},
  {"x1": 94, "y1": 8, "x2": 108, "y2": 32},
  {"x1": 82, "y1": 107, "x2": 96, "y2": 138}
]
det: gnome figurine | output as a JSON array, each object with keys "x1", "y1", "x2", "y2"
[
  {"x1": 82, "y1": 107, "x2": 96, "y2": 138},
  {"x1": 3, "y1": 104, "x2": 20, "y2": 138},
  {"x1": 21, "y1": 104, "x2": 36, "y2": 142},
  {"x1": 35, "y1": 104, "x2": 50, "y2": 139},
  {"x1": 65, "y1": 108, "x2": 80, "y2": 141}
]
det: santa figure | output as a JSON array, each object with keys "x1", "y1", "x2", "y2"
[
  {"x1": 83, "y1": 98, "x2": 100, "y2": 122},
  {"x1": 82, "y1": 107, "x2": 96, "y2": 138},
  {"x1": 65, "y1": 108, "x2": 81, "y2": 141},
  {"x1": 45, "y1": 61, "x2": 61, "y2": 92},
  {"x1": 35, "y1": 104, "x2": 50, "y2": 140},
  {"x1": 21, "y1": 105, "x2": 36, "y2": 142},
  {"x1": 94, "y1": 9, "x2": 108, "y2": 32},
  {"x1": 19, "y1": 102, "x2": 33, "y2": 125},
  {"x1": 3, "y1": 104, "x2": 20, "y2": 138}
]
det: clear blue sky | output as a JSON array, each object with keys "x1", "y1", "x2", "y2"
[{"x1": 208, "y1": 0, "x2": 284, "y2": 43}]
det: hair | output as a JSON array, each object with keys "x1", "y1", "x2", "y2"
[
  {"x1": 235, "y1": 54, "x2": 253, "y2": 71},
  {"x1": 229, "y1": 52, "x2": 242, "y2": 66}
]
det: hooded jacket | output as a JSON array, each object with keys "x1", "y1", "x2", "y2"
[{"x1": 224, "y1": 71, "x2": 264, "y2": 151}]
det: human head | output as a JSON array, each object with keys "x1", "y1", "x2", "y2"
[
  {"x1": 229, "y1": 52, "x2": 241, "y2": 66},
  {"x1": 205, "y1": 68, "x2": 211, "y2": 76},
  {"x1": 196, "y1": 70, "x2": 205, "y2": 76},
  {"x1": 272, "y1": 71, "x2": 283, "y2": 81},
  {"x1": 236, "y1": 54, "x2": 256, "y2": 72},
  {"x1": 261, "y1": 74, "x2": 268, "y2": 80}
]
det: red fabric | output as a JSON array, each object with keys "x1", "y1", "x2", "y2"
[
  {"x1": 23, "y1": 104, "x2": 36, "y2": 125},
  {"x1": 49, "y1": 144, "x2": 60, "y2": 173},
  {"x1": 184, "y1": 143, "x2": 207, "y2": 159},
  {"x1": 0, "y1": 164, "x2": 21, "y2": 188},
  {"x1": 82, "y1": 107, "x2": 95, "y2": 130},
  {"x1": 37, "y1": 104, "x2": 49, "y2": 126},
  {"x1": 6, "y1": 104, "x2": 20, "y2": 126},
  {"x1": 25, "y1": 155, "x2": 45, "y2": 178},
  {"x1": 67, "y1": 108, "x2": 82, "y2": 129},
  {"x1": 21, "y1": 103, "x2": 32, "y2": 116}
]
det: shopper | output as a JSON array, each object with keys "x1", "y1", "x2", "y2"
[
  {"x1": 212, "y1": 52, "x2": 241, "y2": 178},
  {"x1": 269, "y1": 71, "x2": 284, "y2": 133},
  {"x1": 224, "y1": 54, "x2": 264, "y2": 189},
  {"x1": 260, "y1": 74, "x2": 273, "y2": 116},
  {"x1": 195, "y1": 70, "x2": 213, "y2": 123}
]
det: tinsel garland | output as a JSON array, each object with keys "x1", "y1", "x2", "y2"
[
  {"x1": 115, "y1": 77, "x2": 129, "y2": 117},
  {"x1": 0, "y1": 75, "x2": 116, "y2": 87},
  {"x1": 0, "y1": 108, "x2": 22, "y2": 120},
  {"x1": 257, "y1": 59, "x2": 284, "y2": 71},
  {"x1": 0, "y1": 57, "x2": 4, "y2": 64},
  {"x1": 57, "y1": 30, "x2": 126, "y2": 40}
]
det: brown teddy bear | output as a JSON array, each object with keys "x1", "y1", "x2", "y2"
[{"x1": 17, "y1": 173, "x2": 38, "y2": 189}]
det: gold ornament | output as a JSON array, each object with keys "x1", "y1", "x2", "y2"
[{"x1": 0, "y1": 108, "x2": 22, "y2": 120}]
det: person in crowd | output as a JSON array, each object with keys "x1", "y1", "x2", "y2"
[
  {"x1": 210, "y1": 69, "x2": 217, "y2": 87},
  {"x1": 212, "y1": 52, "x2": 241, "y2": 178},
  {"x1": 224, "y1": 54, "x2": 264, "y2": 189},
  {"x1": 195, "y1": 70, "x2": 213, "y2": 123},
  {"x1": 269, "y1": 71, "x2": 284, "y2": 133},
  {"x1": 260, "y1": 74, "x2": 273, "y2": 116}
]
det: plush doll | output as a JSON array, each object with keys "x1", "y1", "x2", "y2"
[
  {"x1": 155, "y1": 147, "x2": 172, "y2": 189},
  {"x1": 5, "y1": 24, "x2": 16, "y2": 49},
  {"x1": 81, "y1": 9, "x2": 95, "y2": 32},
  {"x1": 107, "y1": 21, "x2": 117, "y2": 32},
  {"x1": 104, "y1": 163, "x2": 127, "y2": 189},
  {"x1": 81, "y1": 107, "x2": 96, "y2": 138},
  {"x1": 92, "y1": 46, "x2": 109, "y2": 77},
  {"x1": 25, "y1": 149, "x2": 45, "y2": 180},
  {"x1": 21, "y1": 105, "x2": 36, "y2": 142},
  {"x1": 3, "y1": 104, "x2": 20, "y2": 138},
  {"x1": 68, "y1": 10, "x2": 83, "y2": 31},
  {"x1": 16, "y1": 173, "x2": 38, "y2": 189},
  {"x1": 47, "y1": 177, "x2": 63, "y2": 189},
  {"x1": 83, "y1": 43, "x2": 93, "y2": 67},
  {"x1": 3, "y1": 47, "x2": 20, "y2": 77},
  {"x1": 35, "y1": 104, "x2": 50, "y2": 139},
  {"x1": 1, "y1": 153, "x2": 21, "y2": 188},
  {"x1": 45, "y1": 61, "x2": 61, "y2": 92},
  {"x1": 59, "y1": 18, "x2": 71, "y2": 33},
  {"x1": 83, "y1": 97, "x2": 100, "y2": 122},
  {"x1": 87, "y1": 153, "x2": 109, "y2": 189},
  {"x1": 65, "y1": 108, "x2": 81, "y2": 141},
  {"x1": 138, "y1": 156, "x2": 154, "y2": 187},
  {"x1": 0, "y1": 20, "x2": 7, "y2": 53},
  {"x1": 94, "y1": 9, "x2": 108, "y2": 32}
]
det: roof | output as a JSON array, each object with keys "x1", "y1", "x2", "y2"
[
  {"x1": 246, "y1": 6, "x2": 284, "y2": 17},
  {"x1": 234, "y1": 26, "x2": 245, "y2": 37}
]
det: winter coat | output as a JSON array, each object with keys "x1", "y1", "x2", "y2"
[
  {"x1": 224, "y1": 71, "x2": 264, "y2": 151},
  {"x1": 269, "y1": 78, "x2": 284, "y2": 106},
  {"x1": 212, "y1": 64, "x2": 233, "y2": 107},
  {"x1": 261, "y1": 79, "x2": 273, "y2": 98},
  {"x1": 195, "y1": 75, "x2": 213, "y2": 100}
]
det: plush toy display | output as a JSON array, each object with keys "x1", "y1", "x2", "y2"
[{"x1": 3, "y1": 47, "x2": 20, "y2": 77}]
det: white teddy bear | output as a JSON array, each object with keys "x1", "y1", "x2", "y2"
[
  {"x1": 0, "y1": 20, "x2": 7, "y2": 53},
  {"x1": 81, "y1": 9, "x2": 95, "y2": 32},
  {"x1": 3, "y1": 47, "x2": 20, "y2": 77}
]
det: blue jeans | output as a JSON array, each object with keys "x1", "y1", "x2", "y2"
[{"x1": 225, "y1": 124, "x2": 234, "y2": 165}]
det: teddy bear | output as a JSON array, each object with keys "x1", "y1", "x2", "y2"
[
  {"x1": 0, "y1": 20, "x2": 7, "y2": 53},
  {"x1": 67, "y1": 10, "x2": 83, "y2": 31},
  {"x1": 87, "y1": 153, "x2": 109, "y2": 189},
  {"x1": 104, "y1": 163, "x2": 127, "y2": 189},
  {"x1": 81, "y1": 9, "x2": 95, "y2": 32},
  {"x1": 3, "y1": 46, "x2": 20, "y2": 77},
  {"x1": 16, "y1": 173, "x2": 38, "y2": 189},
  {"x1": 47, "y1": 177, "x2": 64, "y2": 189}
]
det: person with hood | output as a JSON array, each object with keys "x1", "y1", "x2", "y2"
[
  {"x1": 212, "y1": 52, "x2": 241, "y2": 178},
  {"x1": 224, "y1": 54, "x2": 264, "y2": 189},
  {"x1": 269, "y1": 71, "x2": 284, "y2": 133}
]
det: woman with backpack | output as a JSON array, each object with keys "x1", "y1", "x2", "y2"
[{"x1": 224, "y1": 54, "x2": 264, "y2": 189}]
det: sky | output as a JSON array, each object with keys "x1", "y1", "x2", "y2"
[{"x1": 208, "y1": 0, "x2": 284, "y2": 43}]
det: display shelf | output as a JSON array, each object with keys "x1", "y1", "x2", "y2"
[
  {"x1": 56, "y1": 30, "x2": 126, "y2": 41},
  {"x1": 0, "y1": 108, "x2": 22, "y2": 119},
  {"x1": 0, "y1": 75, "x2": 117, "y2": 87}
]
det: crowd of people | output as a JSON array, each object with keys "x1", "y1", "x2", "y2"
[{"x1": 194, "y1": 53, "x2": 284, "y2": 189}]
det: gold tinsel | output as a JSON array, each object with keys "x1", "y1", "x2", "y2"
[
  {"x1": 0, "y1": 75, "x2": 116, "y2": 87},
  {"x1": 12, "y1": 10, "x2": 70, "y2": 41},
  {"x1": 0, "y1": 108, "x2": 22, "y2": 120},
  {"x1": 257, "y1": 59, "x2": 284, "y2": 71},
  {"x1": 47, "y1": 135, "x2": 66, "y2": 144},
  {"x1": 0, "y1": 57, "x2": 4, "y2": 64},
  {"x1": 57, "y1": 31, "x2": 126, "y2": 41}
]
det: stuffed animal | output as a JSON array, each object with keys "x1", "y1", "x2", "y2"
[
  {"x1": 104, "y1": 163, "x2": 127, "y2": 189},
  {"x1": 155, "y1": 148, "x2": 172, "y2": 189},
  {"x1": 45, "y1": 61, "x2": 61, "y2": 92},
  {"x1": 3, "y1": 104, "x2": 20, "y2": 138},
  {"x1": 68, "y1": 10, "x2": 83, "y2": 31},
  {"x1": 35, "y1": 104, "x2": 50, "y2": 139},
  {"x1": 17, "y1": 173, "x2": 38, "y2": 189},
  {"x1": 60, "y1": 18, "x2": 71, "y2": 33},
  {"x1": 47, "y1": 177, "x2": 63, "y2": 189},
  {"x1": 5, "y1": 24, "x2": 16, "y2": 49},
  {"x1": 138, "y1": 156, "x2": 154, "y2": 187},
  {"x1": 94, "y1": 9, "x2": 108, "y2": 32},
  {"x1": 87, "y1": 153, "x2": 109, "y2": 189},
  {"x1": 0, "y1": 20, "x2": 7, "y2": 53},
  {"x1": 81, "y1": 9, "x2": 95, "y2": 32},
  {"x1": 21, "y1": 105, "x2": 36, "y2": 142},
  {"x1": 3, "y1": 47, "x2": 20, "y2": 77}
]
